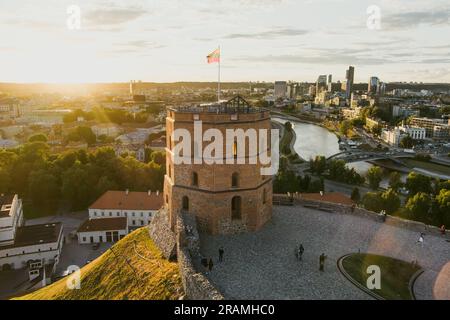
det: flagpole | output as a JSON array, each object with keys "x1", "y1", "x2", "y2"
[{"x1": 218, "y1": 45, "x2": 221, "y2": 102}]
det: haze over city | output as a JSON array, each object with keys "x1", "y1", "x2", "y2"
[{"x1": 1, "y1": 0, "x2": 450, "y2": 83}]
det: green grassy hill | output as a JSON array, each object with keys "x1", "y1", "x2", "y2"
[{"x1": 16, "y1": 228, "x2": 183, "y2": 300}]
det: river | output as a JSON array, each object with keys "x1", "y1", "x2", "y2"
[{"x1": 272, "y1": 116, "x2": 450, "y2": 187}]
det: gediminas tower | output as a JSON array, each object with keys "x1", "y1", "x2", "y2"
[{"x1": 163, "y1": 96, "x2": 273, "y2": 235}]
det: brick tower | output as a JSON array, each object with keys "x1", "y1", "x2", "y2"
[{"x1": 163, "y1": 96, "x2": 273, "y2": 234}]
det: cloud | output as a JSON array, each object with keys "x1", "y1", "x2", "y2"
[
  {"x1": 233, "y1": 52, "x2": 392, "y2": 66},
  {"x1": 84, "y1": 7, "x2": 147, "y2": 27},
  {"x1": 383, "y1": 8, "x2": 450, "y2": 29},
  {"x1": 196, "y1": 28, "x2": 309, "y2": 41},
  {"x1": 119, "y1": 41, "x2": 166, "y2": 49},
  {"x1": 224, "y1": 28, "x2": 309, "y2": 39}
]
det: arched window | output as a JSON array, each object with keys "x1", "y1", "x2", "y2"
[
  {"x1": 233, "y1": 141, "x2": 238, "y2": 159},
  {"x1": 231, "y1": 196, "x2": 241, "y2": 220},
  {"x1": 192, "y1": 172, "x2": 199, "y2": 187},
  {"x1": 231, "y1": 172, "x2": 239, "y2": 188},
  {"x1": 182, "y1": 196, "x2": 189, "y2": 211}
]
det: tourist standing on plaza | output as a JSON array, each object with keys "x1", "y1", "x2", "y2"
[
  {"x1": 319, "y1": 253, "x2": 327, "y2": 271},
  {"x1": 298, "y1": 244, "x2": 304, "y2": 261},
  {"x1": 441, "y1": 225, "x2": 446, "y2": 236},
  {"x1": 208, "y1": 258, "x2": 214, "y2": 271},
  {"x1": 219, "y1": 247, "x2": 224, "y2": 262},
  {"x1": 417, "y1": 233, "x2": 424, "y2": 247}
]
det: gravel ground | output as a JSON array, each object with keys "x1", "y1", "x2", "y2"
[{"x1": 199, "y1": 206, "x2": 450, "y2": 300}]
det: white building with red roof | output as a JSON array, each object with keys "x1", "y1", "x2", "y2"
[{"x1": 77, "y1": 190, "x2": 163, "y2": 244}]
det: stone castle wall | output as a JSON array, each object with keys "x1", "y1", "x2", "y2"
[
  {"x1": 147, "y1": 207, "x2": 177, "y2": 260},
  {"x1": 176, "y1": 212, "x2": 224, "y2": 300},
  {"x1": 290, "y1": 196, "x2": 446, "y2": 236},
  {"x1": 148, "y1": 208, "x2": 224, "y2": 300}
]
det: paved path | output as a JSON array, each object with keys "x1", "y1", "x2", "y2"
[{"x1": 199, "y1": 206, "x2": 450, "y2": 300}]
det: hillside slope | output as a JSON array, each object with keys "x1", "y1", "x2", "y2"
[{"x1": 16, "y1": 228, "x2": 183, "y2": 300}]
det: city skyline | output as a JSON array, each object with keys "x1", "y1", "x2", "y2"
[{"x1": 1, "y1": 0, "x2": 450, "y2": 83}]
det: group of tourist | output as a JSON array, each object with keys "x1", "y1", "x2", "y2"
[
  {"x1": 295, "y1": 243, "x2": 328, "y2": 272},
  {"x1": 201, "y1": 246, "x2": 224, "y2": 273}
]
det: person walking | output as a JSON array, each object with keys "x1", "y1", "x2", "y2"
[
  {"x1": 208, "y1": 258, "x2": 214, "y2": 272},
  {"x1": 417, "y1": 233, "x2": 424, "y2": 247},
  {"x1": 218, "y1": 247, "x2": 224, "y2": 262},
  {"x1": 441, "y1": 225, "x2": 446, "y2": 236},
  {"x1": 319, "y1": 253, "x2": 327, "y2": 272},
  {"x1": 298, "y1": 244, "x2": 304, "y2": 261}
]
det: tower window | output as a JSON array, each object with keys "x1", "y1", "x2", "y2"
[
  {"x1": 192, "y1": 172, "x2": 199, "y2": 187},
  {"x1": 231, "y1": 196, "x2": 241, "y2": 220},
  {"x1": 233, "y1": 141, "x2": 238, "y2": 159},
  {"x1": 263, "y1": 189, "x2": 267, "y2": 204},
  {"x1": 231, "y1": 172, "x2": 239, "y2": 188},
  {"x1": 182, "y1": 196, "x2": 189, "y2": 211}
]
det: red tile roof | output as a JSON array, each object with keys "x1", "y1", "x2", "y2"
[
  {"x1": 77, "y1": 217, "x2": 127, "y2": 233},
  {"x1": 301, "y1": 192, "x2": 354, "y2": 206},
  {"x1": 89, "y1": 190, "x2": 163, "y2": 211}
]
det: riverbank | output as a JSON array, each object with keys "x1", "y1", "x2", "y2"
[
  {"x1": 272, "y1": 119, "x2": 302, "y2": 162},
  {"x1": 270, "y1": 110, "x2": 341, "y2": 138}
]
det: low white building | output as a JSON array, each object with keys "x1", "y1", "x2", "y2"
[
  {"x1": 0, "y1": 195, "x2": 63, "y2": 271},
  {"x1": 89, "y1": 190, "x2": 163, "y2": 228},
  {"x1": 0, "y1": 194, "x2": 24, "y2": 246},
  {"x1": 381, "y1": 127, "x2": 403, "y2": 146},
  {"x1": 91, "y1": 123, "x2": 122, "y2": 138},
  {"x1": 381, "y1": 125, "x2": 426, "y2": 147},
  {"x1": 76, "y1": 190, "x2": 163, "y2": 244},
  {"x1": 0, "y1": 221, "x2": 64, "y2": 270},
  {"x1": 77, "y1": 217, "x2": 128, "y2": 244},
  {"x1": 399, "y1": 125, "x2": 426, "y2": 140}
]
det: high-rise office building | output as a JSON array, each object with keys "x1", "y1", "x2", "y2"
[
  {"x1": 345, "y1": 66, "x2": 355, "y2": 99},
  {"x1": 274, "y1": 81, "x2": 287, "y2": 99},
  {"x1": 316, "y1": 75, "x2": 327, "y2": 95},
  {"x1": 327, "y1": 74, "x2": 333, "y2": 92},
  {"x1": 287, "y1": 82, "x2": 298, "y2": 99},
  {"x1": 376, "y1": 82, "x2": 386, "y2": 96},
  {"x1": 368, "y1": 76, "x2": 379, "y2": 94}
]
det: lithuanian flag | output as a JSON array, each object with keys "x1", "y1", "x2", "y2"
[{"x1": 207, "y1": 48, "x2": 220, "y2": 64}]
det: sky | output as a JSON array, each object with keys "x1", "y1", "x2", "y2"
[{"x1": 0, "y1": 0, "x2": 450, "y2": 83}]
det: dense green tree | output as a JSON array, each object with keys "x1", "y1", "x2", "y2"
[
  {"x1": 28, "y1": 170, "x2": 60, "y2": 207},
  {"x1": 362, "y1": 192, "x2": 383, "y2": 213},
  {"x1": 399, "y1": 135, "x2": 414, "y2": 148},
  {"x1": 339, "y1": 120, "x2": 352, "y2": 136},
  {"x1": 327, "y1": 159, "x2": 364, "y2": 185},
  {"x1": 405, "y1": 192, "x2": 431, "y2": 219},
  {"x1": 66, "y1": 126, "x2": 96, "y2": 146},
  {"x1": 388, "y1": 171, "x2": 403, "y2": 191},
  {"x1": 150, "y1": 151, "x2": 165, "y2": 166},
  {"x1": 434, "y1": 180, "x2": 450, "y2": 195},
  {"x1": 351, "y1": 187, "x2": 361, "y2": 202},
  {"x1": 273, "y1": 170, "x2": 298, "y2": 193},
  {"x1": 0, "y1": 168, "x2": 11, "y2": 194},
  {"x1": 381, "y1": 188, "x2": 401, "y2": 214},
  {"x1": 366, "y1": 166, "x2": 383, "y2": 190},
  {"x1": 28, "y1": 133, "x2": 48, "y2": 143},
  {"x1": 435, "y1": 189, "x2": 450, "y2": 226},
  {"x1": 310, "y1": 155, "x2": 327, "y2": 175},
  {"x1": 61, "y1": 163, "x2": 92, "y2": 210},
  {"x1": 405, "y1": 172, "x2": 432, "y2": 196}
]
